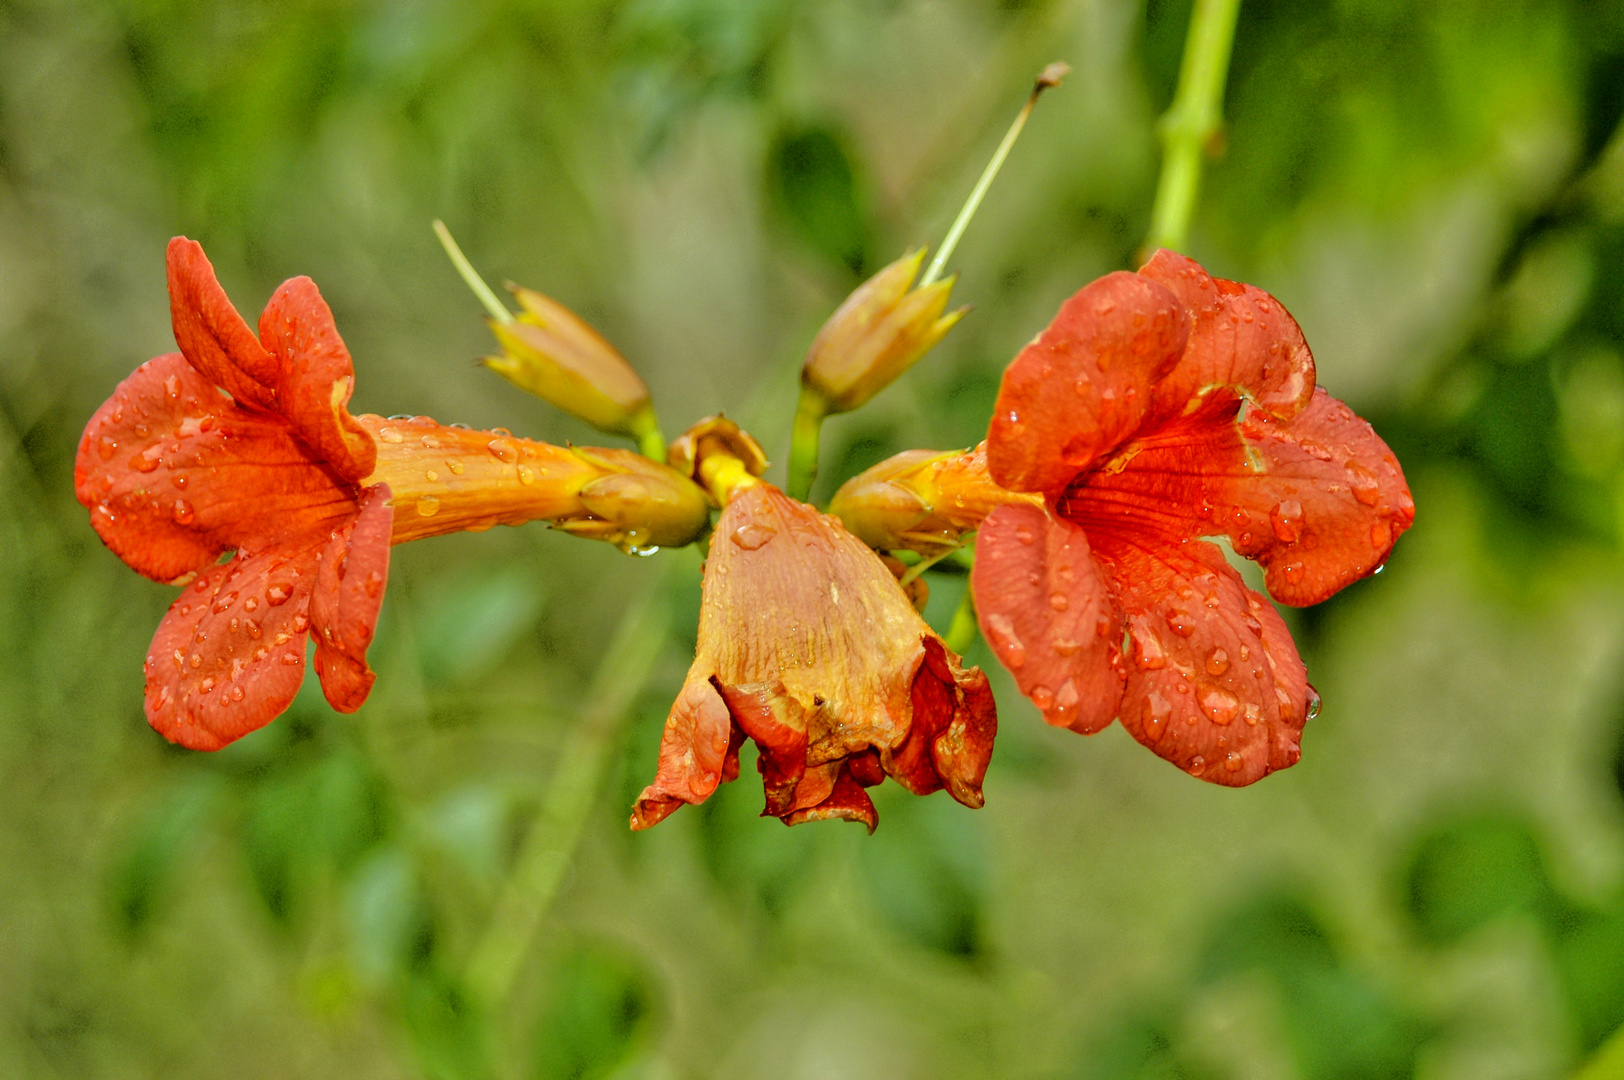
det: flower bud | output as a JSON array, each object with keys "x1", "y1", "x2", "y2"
[
  {"x1": 484, "y1": 285, "x2": 659, "y2": 442},
  {"x1": 570, "y1": 447, "x2": 713, "y2": 550},
  {"x1": 666, "y1": 416, "x2": 769, "y2": 506},
  {"x1": 800, "y1": 249, "x2": 966, "y2": 415},
  {"x1": 829, "y1": 442, "x2": 1038, "y2": 554}
]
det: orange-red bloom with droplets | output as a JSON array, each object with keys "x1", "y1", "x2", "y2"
[
  {"x1": 632, "y1": 482, "x2": 996, "y2": 831},
  {"x1": 76, "y1": 238, "x2": 392, "y2": 750},
  {"x1": 972, "y1": 250, "x2": 1413, "y2": 785},
  {"x1": 77, "y1": 239, "x2": 712, "y2": 752}
]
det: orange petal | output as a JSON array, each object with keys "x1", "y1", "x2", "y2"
[
  {"x1": 716, "y1": 681, "x2": 809, "y2": 816},
  {"x1": 166, "y1": 238, "x2": 279, "y2": 412},
  {"x1": 886, "y1": 636, "x2": 997, "y2": 808},
  {"x1": 1218, "y1": 388, "x2": 1415, "y2": 605},
  {"x1": 259, "y1": 275, "x2": 376, "y2": 483},
  {"x1": 311, "y1": 485, "x2": 392, "y2": 713},
  {"x1": 987, "y1": 271, "x2": 1189, "y2": 495},
  {"x1": 75, "y1": 353, "x2": 359, "y2": 584},
  {"x1": 972, "y1": 503, "x2": 1125, "y2": 734},
  {"x1": 1094, "y1": 537, "x2": 1306, "y2": 786},
  {"x1": 144, "y1": 546, "x2": 319, "y2": 750},
  {"x1": 630, "y1": 674, "x2": 736, "y2": 830},
  {"x1": 782, "y1": 764, "x2": 879, "y2": 831},
  {"x1": 1138, "y1": 249, "x2": 1315, "y2": 421}
]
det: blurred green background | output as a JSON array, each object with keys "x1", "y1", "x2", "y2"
[{"x1": 6, "y1": 0, "x2": 1624, "y2": 1076}]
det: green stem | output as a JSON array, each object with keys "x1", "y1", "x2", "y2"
[
  {"x1": 1144, "y1": 0, "x2": 1243, "y2": 254},
  {"x1": 462, "y1": 580, "x2": 671, "y2": 1005},
  {"x1": 433, "y1": 219, "x2": 514, "y2": 325},
  {"x1": 785, "y1": 390, "x2": 826, "y2": 502},
  {"x1": 943, "y1": 583, "x2": 979, "y2": 655},
  {"x1": 921, "y1": 62, "x2": 1069, "y2": 288},
  {"x1": 636, "y1": 426, "x2": 667, "y2": 463}
]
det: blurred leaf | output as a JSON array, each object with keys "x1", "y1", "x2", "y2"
[
  {"x1": 1197, "y1": 892, "x2": 1337, "y2": 984},
  {"x1": 531, "y1": 943, "x2": 657, "y2": 1080},
  {"x1": 1553, "y1": 909, "x2": 1624, "y2": 1054},
  {"x1": 766, "y1": 122, "x2": 870, "y2": 275},
  {"x1": 1073, "y1": 1008, "x2": 1218, "y2": 1080},
  {"x1": 856, "y1": 785, "x2": 986, "y2": 960},
  {"x1": 421, "y1": 784, "x2": 515, "y2": 888},
  {"x1": 107, "y1": 772, "x2": 226, "y2": 939},
  {"x1": 415, "y1": 566, "x2": 547, "y2": 686},
  {"x1": 242, "y1": 746, "x2": 389, "y2": 926},
  {"x1": 1401, "y1": 813, "x2": 1556, "y2": 946},
  {"x1": 347, "y1": 845, "x2": 431, "y2": 988},
  {"x1": 400, "y1": 970, "x2": 491, "y2": 1080}
]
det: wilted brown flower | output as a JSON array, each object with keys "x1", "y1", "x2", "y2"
[{"x1": 631, "y1": 482, "x2": 996, "y2": 831}]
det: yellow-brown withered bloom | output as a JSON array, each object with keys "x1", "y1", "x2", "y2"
[
  {"x1": 484, "y1": 284, "x2": 662, "y2": 447},
  {"x1": 800, "y1": 248, "x2": 966, "y2": 415},
  {"x1": 631, "y1": 459, "x2": 996, "y2": 832}
]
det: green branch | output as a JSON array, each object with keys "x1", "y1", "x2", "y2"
[{"x1": 1144, "y1": 0, "x2": 1243, "y2": 254}]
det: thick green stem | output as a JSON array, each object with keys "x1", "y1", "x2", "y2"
[
  {"x1": 943, "y1": 583, "x2": 979, "y2": 656},
  {"x1": 636, "y1": 426, "x2": 667, "y2": 463},
  {"x1": 1144, "y1": 0, "x2": 1243, "y2": 254},
  {"x1": 463, "y1": 580, "x2": 671, "y2": 1005},
  {"x1": 785, "y1": 390, "x2": 827, "y2": 502}
]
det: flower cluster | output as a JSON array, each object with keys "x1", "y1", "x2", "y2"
[{"x1": 79, "y1": 236, "x2": 1409, "y2": 828}]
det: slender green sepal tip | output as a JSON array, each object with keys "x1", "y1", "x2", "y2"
[{"x1": 433, "y1": 219, "x2": 513, "y2": 324}]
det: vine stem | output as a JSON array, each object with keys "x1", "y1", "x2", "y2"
[
  {"x1": 943, "y1": 583, "x2": 979, "y2": 656},
  {"x1": 463, "y1": 576, "x2": 672, "y2": 1005},
  {"x1": 433, "y1": 220, "x2": 513, "y2": 324},
  {"x1": 1144, "y1": 0, "x2": 1243, "y2": 254},
  {"x1": 785, "y1": 392, "x2": 825, "y2": 502}
]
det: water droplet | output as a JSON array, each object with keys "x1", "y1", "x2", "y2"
[
  {"x1": 266, "y1": 583, "x2": 292, "y2": 606},
  {"x1": 1141, "y1": 692, "x2": 1171, "y2": 741},
  {"x1": 1199, "y1": 685, "x2": 1239, "y2": 725},
  {"x1": 96, "y1": 436, "x2": 117, "y2": 461},
  {"x1": 1049, "y1": 592, "x2": 1069, "y2": 612},
  {"x1": 246, "y1": 619, "x2": 261, "y2": 639},
  {"x1": 416, "y1": 495, "x2": 441, "y2": 517},
  {"x1": 132, "y1": 446, "x2": 161, "y2": 473},
  {"x1": 212, "y1": 591, "x2": 237, "y2": 614},
  {"x1": 1166, "y1": 609, "x2": 1194, "y2": 637},
  {"x1": 280, "y1": 652, "x2": 300, "y2": 666},
  {"x1": 488, "y1": 438, "x2": 520, "y2": 463},
  {"x1": 171, "y1": 473, "x2": 188, "y2": 490},
  {"x1": 1204, "y1": 647, "x2": 1230, "y2": 676},
  {"x1": 1016, "y1": 528, "x2": 1035, "y2": 545},
  {"x1": 364, "y1": 571, "x2": 383, "y2": 599},
  {"x1": 1370, "y1": 520, "x2": 1391, "y2": 548},
  {"x1": 188, "y1": 654, "x2": 202, "y2": 669},
  {"x1": 420, "y1": 434, "x2": 442, "y2": 449},
  {"x1": 984, "y1": 613, "x2": 1026, "y2": 668},
  {"x1": 228, "y1": 686, "x2": 245, "y2": 703},
  {"x1": 1243, "y1": 702, "x2": 1260, "y2": 725},
  {"x1": 1224, "y1": 751, "x2": 1244, "y2": 772},
  {"x1": 378, "y1": 427, "x2": 405, "y2": 444},
  {"x1": 1238, "y1": 644, "x2": 1250, "y2": 662},
  {"x1": 243, "y1": 596, "x2": 259, "y2": 613},
  {"x1": 1096, "y1": 612, "x2": 1113, "y2": 637},
  {"x1": 1346, "y1": 463, "x2": 1380, "y2": 505},
  {"x1": 1030, "y1": 685, "x2": 1054, "y2": 710},
  {"x1": 491, "y1": 427, "x2": 512, "y2": 436},
  {"x1": 1305, "y1": 685, "x2": 1322, "y2": 722},
  {"x1": 292, "y1": 613, "x2": 309, "y2": 633},
  {"x1": 1204, "y1": 590, "x2": 1221, "y2": 609},
  {"x1": 516, "y1": 464, "x2": 537, "y2": 485},
  {"x1": 730, "y1": 523, "x2": 776, "y2": 550},
  {"x1": 1283, "y1": 561, "x2": 1304, "y2": 584},
  {"x1": 1270, "y1": 499, "x2": 1304, "y2": 542},
  {"x1": 254, "y1": 646, "x2": 270, "y2": 661},
  {"x1": 1052, "y1": 639, "x2": 1082, "y2": 657},
  {"x1": 1188, "y1": 755, "x2": 1206, "y2": 776},
  {"x1": 447, "y1": 459, "x2": 465, "y2": 475},
  {"x1": 425, "y1": 469, "x2": 440, "y2": 482},
  {"x1": 1055, "y1": 679, "x2": 1079, "y2": 711},
  {"x1": 1133, "y1": 632, "x2": 1167, "y2": 670},
  {"x1": 171, "y1": 499, "x2": 194, "y2": 525},
  {"x1": 272, "y1": 632, "x2": 292, "y2": 645}
]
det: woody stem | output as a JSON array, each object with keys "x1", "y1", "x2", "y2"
[
  {"x1": 1144, "y1": 0, "x2": 1242, "y2": 254},
  {"x1": 463, "y1": 578, "x2": 673, "y2": 1006}
]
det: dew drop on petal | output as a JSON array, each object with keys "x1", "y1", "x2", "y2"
[
  {"x1": 243, "y1": 596, "x2": 258, "y2": 613},
  {"x1": 266, "y1": 583, "x2": 292, "y2": 607},
  {"x1": 1243, "y1": 702, "x2": 1261, "y2": 726},
  {"x1": 1015, "y1": 528, "x2": 1035, "y2": 545},
  {"x1": 281, "y1": 653, "x2": 300, "y2": 666},
  {"x1": 730, "y1": 523, "x2": 776, "y2": 550},
  {"x1": 1306, "y1": 684, "x2": 1322, "y2": 722},
  {"x1": 416, "y1": 495, "x2": 441, "y2": 517},
  {"x1": 1224, "y1": 751, "x2": 1244, "y2": 773},
  {"x1": 488, "y1": 438, "x2": 520, "y2": 464},
  {"x1": 1166, "y1": 609, "x2": 1194, "y2": 637},
  {"x1": 212, "y1": 591, "x2": 237, "y2": 614},
  {"x1": 171, "y1": 499, "x2": 194, "y2": 525},
  {"x1": 1030, "y1": 685, "x2": 1054, "y2": 711},
  {"x1": 516, "y1": 464, "x2": 536, "y2": 485},
  {"x1": 188, "y1": 654, "x2": 201, "y2": 669},
  {"x1": 1370, "y1": 520, "x2": 1391, "y2": 548},
  {"x1": 228, "y1": 686, "x2": 245, "y2": 703},
  {"x1": 447, "y1": 459, "x2": 465, "y2": 475},
  {"x1": 1346, "y1": 462, "x2": 1380, "y2": 505},
  {"x1": 1141, "y1": 692, "x2": 1171, "y2": 741},
  {"x1": 1188, "y1": 755, "x2": 1206, "y2": 776},
  {"x1": 1270, "y1": 499, "x2": 1304, "y2": 542},
  {"x1": 378, "y1": 427, "x2": 405, "y2": 444},
  {"x1": 1205, "y1": 647, "x2": 1230, "y2": 676},
  {"x1": 1055, "y1": 679, "x2": 1079, "y2": 711},
  {"x1": 983, "y1": 613, "x2": 1026, "y2": 668},
  {"x1": 1052, "y1": 639, "x2": 1082, "y2": 657},
  {"x1": 1049, "y1": 592, "x2": 1069, "y2": 612},
  {"x1": 364, "y1": 571, "x2": 383, "y2": 599},
  {"x1": 292, "y1": 613, "x2": 309, "y2": 633},
  {"x1": 1133, "y1": 632, "x2": 1167, "y2": 670},
  {"x1": 198, "y1": 677, "x2": 215, "y2": 694},
  {"x1": 1283, "y1": 561, "x2": 1304, "y2": 584},
  {"x1": 1199, "y1": 684, "x2": 1239, "y2": 725},
  {"x1": 425, "y1": 469, "x2": 440, "y2": 482}
]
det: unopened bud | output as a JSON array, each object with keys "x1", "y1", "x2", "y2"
[
  {"x1": 569, "y1": 447, "x2": 712, "y2": 550},
  {"x1": 666, "y1": 416, "x2": 769, "y2": 507},
  {"x1": 829, "y1": 442, "x2": 1037, "y2": 554},
  {"x1": 801, "y1": 249, "x2": 966, "y2": 415},
  {"x1": 484, "y1": 285, "x2": 658, "y2": 442}
]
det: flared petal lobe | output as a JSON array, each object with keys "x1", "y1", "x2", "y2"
[
  {"x1": 986, "y1": 271, "x2": 1190, "y2": 495},
  {"x1": 1093, "y1": 537, "x2": 1307, "y2": 785},
  {"x1": 259, "y1": 275, "x2": 376, "y2": 482},
  {"x1": 632, "y1": 483, "x2": 995, "y2": 831},
  {"x1": 74, "y1": 352, "x2": 360, "y2": 584},
  {"x1": 166, "y1": 237, "x2": 280, "y2": 412},
  {"x1": 311, "y1": 485, "x2": 393, "y2": 711},
  {"x1": 972, "y1": 503, "x2": 1124, "y2": 734}
]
